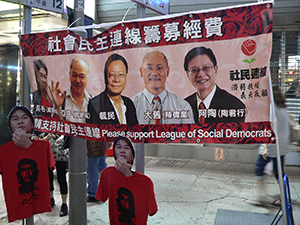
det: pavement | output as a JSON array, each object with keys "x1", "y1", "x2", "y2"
[{"x1": 0, "y1": 156, "x2": 299, "y2": 225}]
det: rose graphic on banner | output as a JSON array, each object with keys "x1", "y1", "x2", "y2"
[{"x1": 242, "y1": 39, "x2": 257, "y2": 79}]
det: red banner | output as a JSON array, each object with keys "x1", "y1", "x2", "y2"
[
  {"x1": 35, "y1": 116, "x2": 274, "y2": 144},
  {"x1": 21, "y1": 1, "x2": 275, "y2": 144}
]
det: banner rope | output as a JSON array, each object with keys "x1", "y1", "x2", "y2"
[
  {"x1": 122, "y1": 8, "x2": 132, "y2": 24},
  {"x1": 67, "y1": 17, "x2": 81, "y2": 30}
]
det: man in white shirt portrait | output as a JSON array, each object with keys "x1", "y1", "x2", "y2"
[
  {"x1": 131, "y1": 50, "x2": 194, "y2": 124},
  {"x1": 51, "y1": 57, "x2": 92, "y2": 123}
]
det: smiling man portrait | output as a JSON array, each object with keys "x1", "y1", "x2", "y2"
[
  {"x1": 184, "y1": 46, "x2": 246, "y2": 124},
  {"x1": 132, "y1": 50, "x2": 194, "y2": 124}
]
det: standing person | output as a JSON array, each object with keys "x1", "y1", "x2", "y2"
[
  {"x1": 45, "y1": 134, "x2": 69, "y2": 217},
  {"x1": 31, "y1": 59, "x2": 69, "y2": 216},
  {"x1": 184, "y1": 46, "x2": 246, "y2": 124},
  {"x1": 95, "y1": 136, "x2": 158, "y2": 224},
  {"x1": 0, "y1": 106, "x2": 55, "y2": 223},
  {"x1": 86, "y1": 53, "x2": 138, "y2": 201},
  {"x1": 255, "y1": 86, "x2": 290, "y2": 205},
  {"x1": 131, "y1": 50, "x2": 194, "y2": 124}
]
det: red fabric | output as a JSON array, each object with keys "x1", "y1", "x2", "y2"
[
  {"x1": 0, "y1": 140, "x2": 55, "y2": 222},
  {"x1": 95, "y1": 166, "x2": 158, "y2": 224},
  {"x1": 105, "y1": 146, "x2": 114, "y2": 157},
  {"x1": 198, "y1": 102, "x2": 206, "y2": 124},
  {"x1": 41, "y1": 97, "x2": 51, "y2": 108}
]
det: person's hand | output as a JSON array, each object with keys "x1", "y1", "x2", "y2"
[
  {"x1": 262, "y1": 144, "x2": 268, "y2": 160},
  {"x1": 262, "y1": 152, "x2": 268, "y2": 160},
  {"x1": 115, "y1": 157, "x2": 132, "y2": 177},
  {"x1": 43, "y1": 133, "x2": 54, "y2": 140},
  {"x1": 56, "y1": 135, "x2": 64, "y2": 145},
  {"x1": 107, "y1": 142, "x2": 113, "y2": 149},
  {"x1": 50, "y1": 80, "x2": 65, "y2": 109},
  {"x1": 12, "y1": 128, "x2": 32, "y2": 148}
]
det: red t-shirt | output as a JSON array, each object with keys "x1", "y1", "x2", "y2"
[
  {"x1": 41, "y1": 97, "x2": 51, "y2": 108},
  {"x1": 0, "y1": 139, "x2": 55, "y2": 222},
  {"x1": 95, "y1": 166, "x2": 158, "y2": 225}
]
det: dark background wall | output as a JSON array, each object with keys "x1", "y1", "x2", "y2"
[{"x1": 0, "y1": 44, "x2": 18, "y2": 145}]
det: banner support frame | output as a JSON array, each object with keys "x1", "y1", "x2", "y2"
[
  {"x1": 134, "y1": 2, "x2": 146, "y2": 174},
  {"x1": 269, "y1": 74, "x2": 288, "y2": 225}
]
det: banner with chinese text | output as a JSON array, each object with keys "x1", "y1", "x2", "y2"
[{"x1": 21, "y1": 1, "x2": 275, "y2": 144}]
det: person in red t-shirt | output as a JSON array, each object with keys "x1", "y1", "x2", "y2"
[
  {"x1": 95, "y1": 136, "x2": 158, "y2": 224},
  {"x1": 0, "y1": 106, "x2": 55, "y2": 223}
]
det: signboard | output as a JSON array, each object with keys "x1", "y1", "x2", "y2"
[
  {"x1": 65, "y1": 0, "x2": 95, "y2": 19},
  {"x1": 20, "y1": 1, "x2": 275, "y2": 144},
  {"x1": 5, "y1": 0, "x2": 64, "y2": 14},
  {"x1": 132, "y1": 0, "x2": 170, "y2": 15}
]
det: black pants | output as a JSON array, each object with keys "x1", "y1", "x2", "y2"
[{"x1": 49, "y1": 161, "x2": 68, "y2": 195}]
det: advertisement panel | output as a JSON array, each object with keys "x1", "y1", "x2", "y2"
[
  {"x1": 132, "y1": 0, "x2": 170, "y2": 15},
  {"x1": 21, "y1": 1, "x2": 275, "y2": 144},
  {"x1": 6, "y1": 0, "x2": 64, "y2": 14}
]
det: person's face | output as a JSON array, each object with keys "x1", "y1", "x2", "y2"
[
  {"x1": 10, "y1": 110, "x2": 33, "y2": 134},
  {"x1": 20, "y1": 164, "x2": 33, "y2": 182},
  {"x1": 120, "y1": 193, "x2": 131, "y2": 210},
  {"x1": 140, "y1": 52, "x2": 169, "y2": 95},
  {"x1": 114, "y1": 139, "x2": 134, "y2": 164},
  {"x1": 69, "y1": 59, "x2": 89, "y2": 97},
  {"x1": 36, "y1": 67, "x2": 48, "y2": 91},
  {"x1": 106, "y1": 60, "x2": 127, "y2": 96},
  {"x1": 186, "y1": 54, "x2": 218, "y2": 99}
]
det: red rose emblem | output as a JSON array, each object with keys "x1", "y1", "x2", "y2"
[
  {"x1": 31, "y1": 35, "x2": 49, "y2": 56},
  {"x1": 244, "y1": 13, "x2": 263, "y2": 36},
  {"x1": 222, "y1": 20, "x2": 243, "y2": 39},
  {"x1": 241, "y1": 39, "x2": 257, "y2": 56}
]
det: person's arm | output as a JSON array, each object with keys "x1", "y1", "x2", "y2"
[
  {"x1": 262, "y1": 122, "x2": 273, "y2": 160},
  {"x1": 42, "y1": 133, "x2": 55, "y2": 140},
  {"x1": 55, "y1": 135, "x2": 65, "y2": 144},
  {"x1": 262, "y1": 144, "x2": 268, "y2": 160}
]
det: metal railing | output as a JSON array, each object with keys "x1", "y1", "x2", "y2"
[{"x1": 286, "y1": 98, "x2": 300, "y2": 124}]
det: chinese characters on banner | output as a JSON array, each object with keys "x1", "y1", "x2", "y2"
[{"x1": 21, "y1": 1, "x2": 275, "y2": 144}]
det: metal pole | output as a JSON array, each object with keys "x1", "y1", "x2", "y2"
[
  {"x1": 269, "y1": 75, "x2": 288, "y2": 225},
  {"x1": 280, "y1": 31, "x2": 286, "y2": 89},
  {"x1": 69, "y1": 1, "x2": 87, "y2": 225},
  {"x1": 69, "y1": 138, "x2": 87, "y2": 225},
  {"x1": 74, "y1": 0, "x2": 85, "y2": 27},
  {"x1": 135, "y1": 143, "x2": 145, "y2": 174},
  {"x1": 25, "y1": 216, "x2": 33, "y2": 225},
  {"x1": 23, "y1": 5, "x2": 33, "y2": 225},
  {"x1": 297, "y1": 31, "x2": 300, "y2": 81},
  {"x1": 136, "y1": 3, "x2": 146, "y2": 19},
  {"x1": 135, "y1": 3, "x2": 146, "y2": 174},
  {"x1": 22, "y1": 5, "x2": 31, "y2": 108}
]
